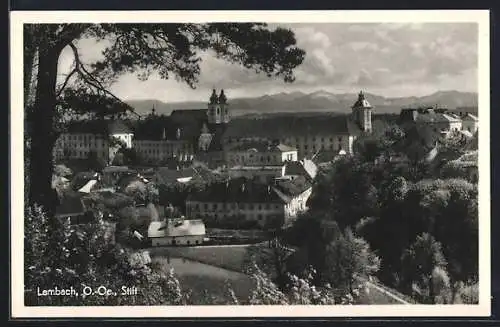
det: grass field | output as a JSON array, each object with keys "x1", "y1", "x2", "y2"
[
  {"x1": 149, "y1": 245, "x2": 411, "y2": 305},
  {"x1": 151, "y1": 256, "x2": 254, "y2": 304},
  {"x1": 150, "y1": 245, "x2": 250, "y2": 272}
]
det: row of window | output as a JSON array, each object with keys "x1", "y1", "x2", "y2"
[
  {"x1": 189, "y1": 202, "x2": 282, "y2": 211},
  {"x1": 193, "y1": 213, "x2": 269, "y2": 221},
  {"x1": 227, "y1": 136, "x2": 344, "y2": 144},
  {"x1": 58, "y1": 141, "x2": 107, "y2": 148}
]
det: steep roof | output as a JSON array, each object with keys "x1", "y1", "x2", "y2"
[
  {"x1": 230, "y1": 140, "x2": 297, "y2": 153},
  {"x1": 186, "y1": 178, "x2": 286, "y2": 204},
  {"x1": 170, "y1": 109, "x2": 208, "y2": 124},
  {"x1": 223, "y1": 115, "x2": 361, "y2": 139},
  {"x1": 462, "y1": 113, "x2": 479, "y2": 121},
  {"x1": 186, "y1": 176, "x2": 311, "y2": 204},
  {"x1": 273, "y1": 175, "x2": 311, "y2": 197},
  {"x1": 55, "y1": 192, "x2": 86, "y2": 216},
  {"x1": 415, "y1": 113, "x2": 450, "y2": 124},
  {"x1": 284, "y1": 160, "x2": 317, "y2": 181},
  {"x1": 66, "y1": 119, "x2": 133, "y2": 135},
  {"x1": 155, "y1": 167, "x2": 195, "y2": 185},
  {"x1": 148, "y1": 219, "x2": 206, "y2": 238}
]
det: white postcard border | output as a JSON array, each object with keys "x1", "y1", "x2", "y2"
[{"x1": 10, "y1": 9, "x2": 491, "y2": 318}]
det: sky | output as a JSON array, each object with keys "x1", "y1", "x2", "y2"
[{"x1": 57, "y1": 22, "x2": 478, "y2": 103}]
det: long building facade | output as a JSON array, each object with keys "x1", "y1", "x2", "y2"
[
  {"x1": 53, "y1": 120, "x2": 134, "y2": 163},
  {"x1": 185, "y1": 176, "x2": 312, "y2": 229},
  {"x1": 53, "y1": 89, "x2": 374, "y2": 168}
]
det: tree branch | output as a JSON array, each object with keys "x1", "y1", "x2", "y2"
[
  {"x1": 67, "y1": 42, "x2": 140, "y2": 118},
  {"x1": 56, "y1": 68, "x2": 77, "y2": 97}
]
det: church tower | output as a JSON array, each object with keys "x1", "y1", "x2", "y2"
[
  {"x1": 207, "y1": 89, "x2": 230, "y2": 124},
  {"x1": 207, "y1": 89, "x2": 220, "y2": 124},
  {"x1": 351, "y1": 90, "x2": 373, "y2": 133},
  {"x1": 219, "y1": 89, "x2": 230, "y2": 123}
]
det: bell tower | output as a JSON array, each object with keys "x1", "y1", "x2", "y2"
[
  {"x1": 207, "y1": 89, "x2": 220, "y2": 124},
  {"x1": 207, "y1": 89, "x2": 230, "y2": 124},
  {"x1": 219, "y1": 89, "x2": 230, "y2": 124},
  {"x1": 351, "y1": 90, "x2": 373, "y2": 133}
]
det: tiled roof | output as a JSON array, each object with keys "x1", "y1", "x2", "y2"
[
  {"x1": 223, "y1": 115, "x2": 361, "y2": 139},
  {"x1": 274, "y1": 175, "x2": 311, "y2": 197},
  {"x1": 170, "y1": 109, "x2": 208, "y2": 124},
  {"x1": 230, "y1": 140, "x2": 297, "y2": 153},
  {"x1": 441, "y1": 113, "x2": 462, "y2": 122},
  {"x1": 55, "y1": 192, "x2": 86, "y2": 216},
  {"x1": 155, "y1": 167, "x2": 195, "y2": 185},
  {"x1": 284, "y1": 160, "x2": 317, "y2": 180},
  {"x1": 148, "y1": 219, "x2": 206, "y2": 238},
  {"x1": 66, "y1": 119, "x2": 133, "y2": 135},
  {"x1": 462, "y1": 113, "x2": 478, "y2": 121},
  {"x1": 415, "y1": 113, "x2": 450, "y2": 124},
  {"x1": 134, "y1": 115, "x2": 205, "y2": 142},
  {"x1": 186, "y1": 177, "x2": 286, "y2": 204},
  {"x1": 186, "y1": 176, "x2": 311, "y2": 204}
]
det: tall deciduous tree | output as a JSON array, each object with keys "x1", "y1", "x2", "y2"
[
  {"x1": 400, "y1": 233, "x2": 447, "y2": 304},
  {"x1": 24, "y1": 23, "x2": 305, "y2": 213}
]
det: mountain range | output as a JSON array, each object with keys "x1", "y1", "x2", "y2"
[{"x1": 125, "y1": 90, "x2": 478, "y2": 117}]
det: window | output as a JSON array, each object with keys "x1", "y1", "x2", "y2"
[
  {"x1": 187, "y1": 240, "x2": 190, "y2": 245},
  {"x1": 265, "y1": 204, "x2": 270, "y2": 210},
  {"x1": 258, "y1": 204, "x2": 262, "y2": 210},
  {"x1": 204, "y1": 203, "x2": 208, "y2": 210},
  {"x1": 258, "y1": 214, "x2": 263, "y2": 221},
  {"x1": 321, "y1": 137, "x2": 325, "y2": 142},
  {"x1": 249, "y1": 204, "x2": 254, "y2": 210},
  {"x1": 195, "y1": 240, "x2": 199, "y2": 244}
]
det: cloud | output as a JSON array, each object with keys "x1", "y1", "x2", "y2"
[{"x1": 56, "y1": 22, "x2": 478, "y2": 101}]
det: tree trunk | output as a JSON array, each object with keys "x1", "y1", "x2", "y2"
[{"x1": 28, "y1": 45, "x2": 62, "y2": 215}]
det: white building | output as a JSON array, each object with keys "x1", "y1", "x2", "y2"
[
  {"x1": 226, "y1": 141, "x2": 298, "y2": 167},
  {"x1": 186, "y1": 176, "x2": 312, "y2": 229},
  {"x1": 148, "y1": 219, "x2": 206, "y2": 246},
  {"x1": 53, "y1": 120, "x2": 133, "y2": 163},
  {"x1": 461, "y1": 113, "x2": 479, "y2": 134}
]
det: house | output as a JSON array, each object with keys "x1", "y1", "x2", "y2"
[
  {"x1": 399, "y1": 107, "x2": 478, "y2": 137},
  {"x1": 148, "y1": 219, "x2": 206, "y2": 246},
  {"x1": 55, "y1": 192, "x2": 95, "y2": 225},
  {"x1": 154, "y1": 167, "x2": 195, "y2": 185},
  {"x1": 461, "y1": 113, "x2": 479, "y2": 134},
  {"x1": 185, "y1": 176, "x2": 312, "y2": 229},
  {"x1": 443, "y1": 150, "x2": 478, "y2": 183},
  {"x1": 284, "y1": 159, "x2": 318, "y2": 181},
  {"x1": 101, "y1": 166, "x2": 137, "y2": 187},
  {"x1": 226, "y1": 140, "x2": 298, "y2": 167},
  {"x1": 228, "y1": 165, "x2": 287, "y2": 183},
  {"x1": 77, "y1": 178, "x2": 99, "y2": 193}
]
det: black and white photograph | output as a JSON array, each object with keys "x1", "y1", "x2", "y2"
[{"x1": 10, "y1": 10, "x2": 490, "y2": 318}]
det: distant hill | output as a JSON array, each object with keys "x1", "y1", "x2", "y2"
[{"x1": 126, "y1": 90, "x2": 478, "y2": 117}]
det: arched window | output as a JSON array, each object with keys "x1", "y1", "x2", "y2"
[{"x1": 216, "y1": 107, "x2": 220, "y2": 115}]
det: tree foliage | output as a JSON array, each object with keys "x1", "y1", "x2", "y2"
[
  {"x1": 24, "y1": 204, "x2": 186, "y2": 305},
  {"x1": 400, "y1": 233, "x2": 447, "y2": 303}
]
